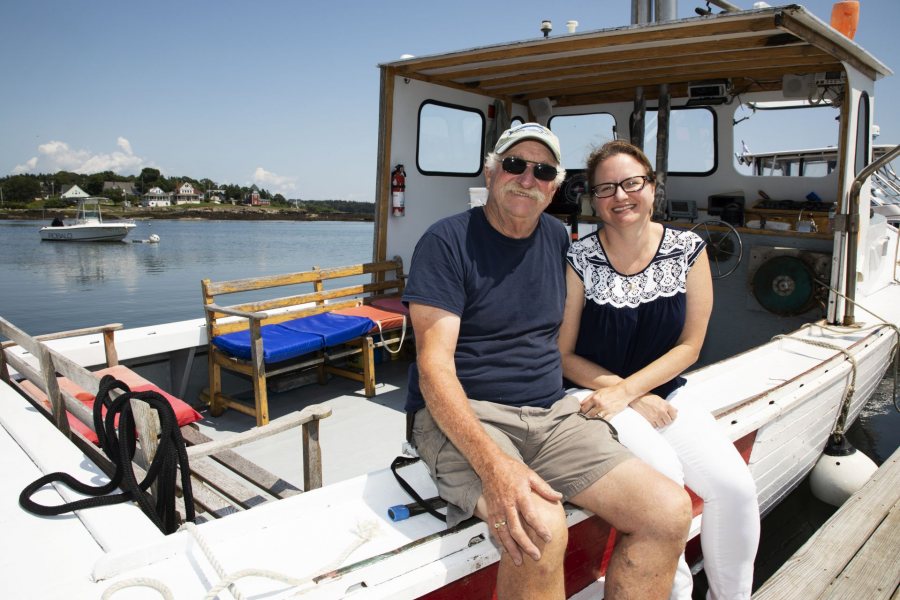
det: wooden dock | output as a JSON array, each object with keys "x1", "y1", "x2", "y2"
[{"x1": 753, "y1": 446, "x2": 900, "y2": 600}]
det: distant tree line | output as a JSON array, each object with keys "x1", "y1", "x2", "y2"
[{"x1": 0, "y1": 169, "x2": 374, "y2": 217}]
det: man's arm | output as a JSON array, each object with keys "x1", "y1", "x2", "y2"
[{"x1": 411, "y1": 302, "x2": 562, "y2": 565}]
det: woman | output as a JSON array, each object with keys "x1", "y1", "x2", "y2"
[{"x1": 559, "y1": 140, "x2": 759, "y2": 600}]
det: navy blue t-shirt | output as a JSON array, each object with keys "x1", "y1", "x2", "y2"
[{"x1": 404, "y1": 207, "x2": 569, "y2": 413}]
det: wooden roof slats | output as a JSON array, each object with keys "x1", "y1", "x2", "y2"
[
  {"x1": 494, "y1": 57, "x2": 845, "y2": 100},
  {"x1": 473, "y1": 46, "x2": 833, "y2": 94},
  {"x1": 430, "y1": 34, "x2": 812, "y2": 84},
  {"x1": 383, "y1": 6, "x2": 889, "y2": 106},
  {"x1": 393, "y1": 13, "x2": 779, "y2": 75}
]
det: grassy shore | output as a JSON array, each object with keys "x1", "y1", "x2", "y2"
[{"x1": 0, "y1": 204, "x2": 373, "y2": 222}]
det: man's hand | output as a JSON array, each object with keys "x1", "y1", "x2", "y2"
[
  {"x1": 478, "y1": 454, "x2": 563, "y2": 566},
  {"x1": 630, "y1": 393, "x2": 678, "y2": 428}
]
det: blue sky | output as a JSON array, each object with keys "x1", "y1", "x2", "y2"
[{"x1": 1, "y1": 1, "x2": 897, "y2": 200}]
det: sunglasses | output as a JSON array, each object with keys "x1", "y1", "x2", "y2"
[{"x1": 501, "y1": 156, "x2": 559, "y2": 182}]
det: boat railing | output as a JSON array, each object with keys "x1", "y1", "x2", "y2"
[{"x1": 843, "y1": 144, "x2": 900, "y2": 325}]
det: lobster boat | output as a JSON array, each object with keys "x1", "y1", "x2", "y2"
[{"x1": 1, "y1": 1, "x2": 898, "y2": 597}]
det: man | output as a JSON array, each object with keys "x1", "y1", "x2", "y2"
[{"x1": 403, "y1": 123, "x2": 691, "y2": 599}]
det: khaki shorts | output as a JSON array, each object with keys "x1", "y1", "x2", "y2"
[{"x1": 411, "y1": 395, "x2": 633, "y2": 527}]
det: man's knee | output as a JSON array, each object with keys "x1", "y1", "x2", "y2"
[
  {"x1": 534, "y1": 496, "x2": 569, "y2": 553},
  {"x1": 521, "y1": 497, "x2": 569, "y2": 568}
]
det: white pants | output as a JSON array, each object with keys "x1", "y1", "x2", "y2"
[{"x1": 577, "y1": 386, "x2": 761, "y2": 600}]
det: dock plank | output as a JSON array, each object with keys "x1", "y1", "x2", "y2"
[
  {"x1": 821, "y1": 496, "x2": 900, "y2": 599},
  {"x1": 754, "y1": 447, "x2": 900, "y2": 600}
]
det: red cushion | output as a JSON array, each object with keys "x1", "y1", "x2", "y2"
[
  {"x1": 333, "y1": 305, "x2": 406, "y2": 332},
  {"x1": 370, "y1": 297, "x2": 409, "y2": 317},
  {"x1": 17, "y1": 365, "x2": 202, "y2": 445}
]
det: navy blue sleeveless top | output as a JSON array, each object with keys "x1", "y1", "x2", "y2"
[{"x1": 566, "y1": 226, "x2": 706, "y2": 399}]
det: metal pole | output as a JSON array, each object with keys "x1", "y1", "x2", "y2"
[
  {"x1": 654, "y1": 0, "x2": 677, "y2": 22},
  {"x1": 842, "y1": 144, "x2": 900, "y2": 325},
  {"x1": 706, "y1": 0, "x2": 742, "y2": 12},
  {"x1": 630, "y1": 0, "x2": 652, "y2": 147},
  {"x1": 654, "y1": 85, "x2": 671, "y2": 219}
]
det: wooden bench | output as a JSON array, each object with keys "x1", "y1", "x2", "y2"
[
  {"x1": 0, "y1": 316, "x2": 331, "y2": 523},
  {"x1": 201, "y1": 258, "x2": 409, "y2": 426}
]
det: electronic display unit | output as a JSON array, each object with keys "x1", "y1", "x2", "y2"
[{"x1": 667, "y1": 198, "x2": 698, "y2": 221}]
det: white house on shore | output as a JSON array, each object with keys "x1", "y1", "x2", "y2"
[
  {"x1": 60, "y1": 185, "x2": 90, "y2": 204},
  {"x1": 173, "y1": 182, "x2": 202, "y2": 205},
  {"x1": 141, "y1": 187, "x2": 170, "y2": 208}
]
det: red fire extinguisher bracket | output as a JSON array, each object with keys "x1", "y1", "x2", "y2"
[{"x1": 391, "y1": 164, "x2": 406, "y2": 217}]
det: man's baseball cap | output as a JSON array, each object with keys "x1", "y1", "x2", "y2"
[{"x1": 493, "y1": 123, "x2": 561, "y2": 163}]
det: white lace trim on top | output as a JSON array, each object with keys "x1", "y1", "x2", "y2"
[{"x1": 568, "y1": 228, "x2": 704, "y2": 309}]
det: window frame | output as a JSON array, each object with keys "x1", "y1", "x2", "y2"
[
  {"x1": 416, "y1": 100, "x2": 486, "y2": 177},
  {"x1": 646, "y1": 106, "x2": 718, "y2": 177}
]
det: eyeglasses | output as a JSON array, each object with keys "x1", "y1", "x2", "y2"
[
  {"x1": 591, "y1": 175, "x2": 652, "y2": 199},
  {"x1": 501, "y1": 156, "x2": 559, "y2": 182}
]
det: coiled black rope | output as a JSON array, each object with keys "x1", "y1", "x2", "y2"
[{"x1": 19, "y1": 374, "x2": 195, "y2": 533}]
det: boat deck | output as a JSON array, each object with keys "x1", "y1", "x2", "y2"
[
  {"x1": 753, "y1": 446, "x2": 900, "y2": 600},
  {"x1": 194, "y1": 358, "x2": 411, "y2": 488}
]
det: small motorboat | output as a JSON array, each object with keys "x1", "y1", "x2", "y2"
[{"x1": 39, "y1": 198, "x2": 136, "y2": 242}]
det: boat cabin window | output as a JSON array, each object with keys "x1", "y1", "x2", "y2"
[
  {"x1": 417, "y1": 101, "x2": 485, "y2": 176},
  {"x1": 548, "y1": 113, "x2": 616, "y2": 169},
  {"x1": 643, "y1": 107, "x2": 716, "y2": 175},
  {"x1": 734, "y1": 102, "x2": 839, "y2": 176},
  {"x1": 855, "y1": 92, "x2": 870, "y2": 175}
]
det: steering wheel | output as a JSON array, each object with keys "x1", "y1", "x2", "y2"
[{"x1": 689, "y1": 220, "x2": 743, "y2": 279}]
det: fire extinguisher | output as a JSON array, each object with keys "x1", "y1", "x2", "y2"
[{"x1": 391, "y1": 164, "x2": 406, "y2": 217}]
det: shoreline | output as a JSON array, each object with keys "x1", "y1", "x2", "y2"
[{"x1": 0, "y1": 207, "x2": 373, "y2": 222}]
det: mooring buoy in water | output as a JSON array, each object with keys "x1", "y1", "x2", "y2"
[
  {"x1": 133, "y1": 234, "x2": 161, "y2": 244},
  {"x1": 809, "y1": 435, "x2": 877, "y2": 507}
]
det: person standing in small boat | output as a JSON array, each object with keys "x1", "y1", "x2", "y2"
[
  {"x1": 559, "y1": 140, "x2": 760, "y2": 599},
  {"x1": 405, "y1": 124, "x2": 691, "y2": 599}
]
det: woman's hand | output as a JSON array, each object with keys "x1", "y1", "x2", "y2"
[
  {"x1": 630, "y1": 393, "x2": 678, "y2": 428},
  {"x1": 579, "y1": 384, "x2": 636, "y2": 420}
]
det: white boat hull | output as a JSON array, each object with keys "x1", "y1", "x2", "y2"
[{"x1": 39, "y1": 222, "x2": 136, "y2": 242}]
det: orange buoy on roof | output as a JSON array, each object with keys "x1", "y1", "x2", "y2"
[{"x1": 831, "y1": 1, "x2": 859, "y2": 39}]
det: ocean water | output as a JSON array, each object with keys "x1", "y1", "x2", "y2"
[{"x1": 0, "y1": 219, "x2": 375, "y2": 334}]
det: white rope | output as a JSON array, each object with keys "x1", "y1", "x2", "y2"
[
  {"x1": 772, "y1": 326, "x2": 858, "y2": 437},
  {"x1": 375, "y1": 317, "x2": 407, "y2": 355},
  {"x1": 101, "y1": 577, "x2": 174, "y2": 600},
  {"x1": 178, "y1": 520, "x2": 381, "y2": 599},
  {"x1": 815, "y1": 277, "x2": 900, "y2": 412}
]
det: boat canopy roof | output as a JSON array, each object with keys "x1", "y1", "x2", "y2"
[{"x1": 380, "y1": 5, "x2": 892, "y2": 107}]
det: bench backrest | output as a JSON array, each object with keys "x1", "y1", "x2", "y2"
[{"x1": 201, "y1": 258, "x2": 406, "y2": 339}]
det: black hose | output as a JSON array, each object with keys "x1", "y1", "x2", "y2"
[{"x1": 19, "y1": 374, "x2": 195, "y2": 534}]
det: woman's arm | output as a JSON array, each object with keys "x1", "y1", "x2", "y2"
[{"x1": 559, "y1": 265, "x2": 623, "y2": 390}]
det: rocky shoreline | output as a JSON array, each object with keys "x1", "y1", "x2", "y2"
[{"x1": 0, "y1": 207, "x2": 373, "y2": 222}]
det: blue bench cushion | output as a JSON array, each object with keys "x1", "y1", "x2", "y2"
[
  {"x1": 280, "y1": 312, "x2": 375, "y2": 346},
  {"x1": 212, "y1": 312, "x2": 375, "y2": 364}
]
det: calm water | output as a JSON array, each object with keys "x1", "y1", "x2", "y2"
[
  {"x1": 0, "y1": 219, "x2": 374, "y2": 334},
  {"x1": 1, "y1": 217, "x2": 897, "y2": 594}
]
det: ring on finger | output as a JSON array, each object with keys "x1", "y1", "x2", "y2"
[{"x1": 494, "y1": 520, "x2": 507, "y2": 529}]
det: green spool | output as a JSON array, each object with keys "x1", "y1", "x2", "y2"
[{"x1": 751, "y1": 255, "x2": 816, "y2": 316}]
